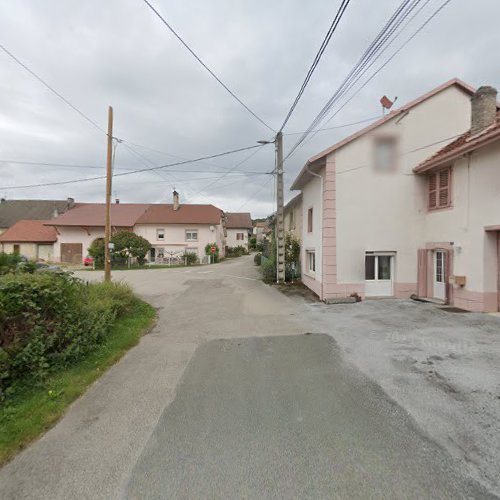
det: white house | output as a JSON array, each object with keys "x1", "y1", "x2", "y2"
[
  {"x1": 46, "y1": 191, "x2": 226, "y2": 264},
  {"x1": 290, "y1": 78, "x2": 499, "y2": 312},
  {"x1": 224, "y1": 212, "x2": 253, "y2": 250}
]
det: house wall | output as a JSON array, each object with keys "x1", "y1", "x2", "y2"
[
  {"x1": 284, "y1": 199, "x2": 303, "y2": 241},
  {"x1": 331, "y1": 85, "x2": 472, "y2": 299},
  {"x1": 134, "y1": 223, "x2": 224, "y2": 260},
  {"x1": 0, "y1": 242, "x2": 54, "y2": 260},
  {"x1": 301, "y1": 170, "x2": 324, "y2": 297},
  {"x1": 53, "y1": 226, "x2": 104, "y2": 262},
  {"x1": 421, "y1": 141, "x2": 500, "y2": 311},
  {"x1": 226, "y1": 228, "x2": 249, "y2": 249}
]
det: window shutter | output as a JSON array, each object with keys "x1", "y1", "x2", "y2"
[
  {"x1": 428, "y1": 173, "x2": 437, "y2": 209},
  {"x1": 438, "y1": 168, "x2": 450, "y2": 207}
]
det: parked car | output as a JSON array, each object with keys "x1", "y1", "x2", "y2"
[
  {"x1": 83, "y1": 256, "x2": 94, "y2": 267},
  {"x1": 35, "y1": 262, "x2": 62, "y2": 272}
]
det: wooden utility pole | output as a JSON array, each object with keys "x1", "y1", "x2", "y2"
[
  {"x1": 275, "y1": 131, "x2": 285, "y2": 283},
  {"x1": 104, "y1": 106, "x2": 113, "y2": 282}
]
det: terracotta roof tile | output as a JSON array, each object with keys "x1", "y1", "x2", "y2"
[
  {"x1": 46, "y1": 203, "x2": 150, "y2": 227},
  {"x1": 414, "y1": 111, "x2": 500, "y2": 173},
  {"x1": 0, "y1": 220, "x2": 57, "y2": 243},
  {"x1": 136, "y1": 204, "x2": 222, "y2": 225},
  {"x1": 225, "y1": 212, "x2": 252, "y2": 229}
]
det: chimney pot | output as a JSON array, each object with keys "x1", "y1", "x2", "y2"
[
  {"x1": 173, "y1": 190, "x2": 180, "y2": 211},
  {"x1": 115, "y1": 198, "x2": 120, "y2": 204},
  {"x1": 471, "y1": 86, "x2": 497, "y2": 135},
  {"x1": 66, "y1": 197, "x2": 75, "y2": 208}
]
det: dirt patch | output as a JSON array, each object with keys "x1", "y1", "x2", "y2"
[{"x1": 273, "y1": 281, "x2": 320, "y2": 303}]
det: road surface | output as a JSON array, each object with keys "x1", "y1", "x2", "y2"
[{"x1": 0, "y1": 256, "x2": 493, "y2": 499}]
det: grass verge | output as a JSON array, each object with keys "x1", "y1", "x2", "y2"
[{"x1": 0, "y1": 298, "x2": 156, "y2": 466}]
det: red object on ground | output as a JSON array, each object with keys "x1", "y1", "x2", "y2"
[{"x1": 83, "y1": 256, "x2": 94, "y2": 266}]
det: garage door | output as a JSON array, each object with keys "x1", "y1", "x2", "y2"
[{"x1": 60, "y1": 243, "x2": 83, "y2": 264}]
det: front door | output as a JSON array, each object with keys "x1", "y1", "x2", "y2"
[
  {"x1": 433, "y1": 250, "x2": 446, "y2": 301},
  {"x1": 365, "y1": 254, "x2": 394, "y2": 297}
]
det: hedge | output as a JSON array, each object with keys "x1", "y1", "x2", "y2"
[{"x1": 0, "y1": 271, "x2": 135, "y2": 401}]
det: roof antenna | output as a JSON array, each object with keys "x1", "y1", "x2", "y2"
[{"x1": 380, "y1": 95, "x2": 398, "y2": 115}]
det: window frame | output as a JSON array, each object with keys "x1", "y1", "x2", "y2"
[
  {"x1": 365, "y1": 253, "x2": 393, "y2": 282},
  {"x1": 185, "y1": 229, "x2": 198, "y2": 242},
  {"x1": 307, "y1": 207, "x2": 313, "y2": 233},
  {"x1": 306, "y1": 249, "x2": 316, "y2": 274},
  {"x1": 236, "y1": 232, "x2": 245, "y2": 241},
  {"x1": 156, "y1": 228, "x2": 165, "y2": 241},
  {"x1": 428, "y1": 167, "x2": 452, "y2": 211}
]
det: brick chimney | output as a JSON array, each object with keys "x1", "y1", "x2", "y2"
[
  {"x1": 470, "y1": 86, "x2": 497, "y2": 135},
  {"x1": 66, "y1": 197, "x2": 75, "y2": 209},
  {"x1": 115, "y1": 198, "x2": 120, "y2": 204},
  {"x1": 173, "y1": 190, "x2": 180, "y2": 211}
]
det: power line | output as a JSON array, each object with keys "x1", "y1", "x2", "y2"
[
  {"x1": 141, "y1": 0, "x2": 275, "y2": 133},
  {"x1": 279, "y1": 0, "x2": 351, "y2": 132},
  {"x1": 284, "y1": 115, "x2": 381, "y2": 136},
  {"x1": 0, "y1": 43, "x2": 106, "y2": 135},
  {"x1": 284, "y1": 0, "x2": 429, "y2": 159},
  {"x1": 0, "y1": 144, "x2": 267, "y2": 190}
]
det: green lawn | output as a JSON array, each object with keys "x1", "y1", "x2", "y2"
[{"x1": 0, "y1": 298, "x2": 156, "y2": 466}]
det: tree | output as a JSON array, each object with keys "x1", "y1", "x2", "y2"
[
  {"x1": 285, "y1": 233, "x2": 300, "y2": 265},
  {"x1": 111, "y1": 231, "x2": 151, "y2": 265},
  {"x1": 87, "y1": 238, "x2": 105, "y2": 266}
]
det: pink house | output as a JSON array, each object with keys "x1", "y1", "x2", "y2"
[{"x1": 291, "y1": 78, "x2": 500, "y2": 312}]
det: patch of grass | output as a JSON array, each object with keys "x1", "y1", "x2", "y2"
[
  {"x1": 0, "y1": 298, "x2": 156, "y2": 465},
  {"x1": 82, "y1": 263, "x2": 201, "y2": 271}
]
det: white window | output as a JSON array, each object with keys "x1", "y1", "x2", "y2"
[
  {"x1": 365, "y1": 252, "x2": 394, "y2": 297},
  {"x1": 185, "y1": 230, "x2": 198, "y2": 242},
  {"x1": 307, "y1": 208, "x2": 313, "y2": 233},
  {"x1": 306, "y1": 250, "x2": 316, "y2": 273},
  {"x1": 236, "y1": 232, "x2": 245, "y2": 241},
  {"x1": 374, "y1": 136, "x2": 397, "y2": 171},
  {"x1": 156, "y1": 228, "x2": 165, "y2": 240}
]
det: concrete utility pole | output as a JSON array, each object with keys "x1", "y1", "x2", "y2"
[
  {"x1": 104, "y1": 106, "x2": 113, "y2": 282},
  {"x1": 275, "y1": 131, "x2": 285, "y2": 283}
]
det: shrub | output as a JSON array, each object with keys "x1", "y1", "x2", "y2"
[
  {"x1": 184, "y1": 252, "x2": 198, "y2": 266},
  {"x1": 226, "y1": 246, "x2": 249, "y2": 258},
  {"x1": 88, "y1": 238, "x2": 105, "y2": 266},
  {"x1": 249, "y1": 237, "x2": 257, "y2": 250},
  {"x1": 261, "y1": 257, "x2": 276, "y2": 282},
  {"x1": 255, "y1": 242, "x2": 264, "y2": 253},
  {"x1": 0, "y1": 271, "x2": 135, "y2": 400},
  {"x1": 0, "y1": 253, "x2": 23, "y2": 276},
  {"x1": 254, "y1": 253, "x2": 262, "y2": 266}
]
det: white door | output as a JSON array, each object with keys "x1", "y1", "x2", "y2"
[
  {"x1": 365, "y1": 254, "x2": 394, "y2": 297},
  {"x1": 433, "y1": 251, "x2": 446, "y2": 301}
]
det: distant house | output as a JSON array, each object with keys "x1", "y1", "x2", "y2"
[
  {"x1": 0, "y1": 220, "x2": 57, "y2": 260},
  {"x1": 134, "y1": 192, "x2": 226, "y2": 262},
  {"x1": 0, "y1": 198, "x2": 76, "y2": 234},
  {"x1": 253, "y1": 221, "x2": 272, "y2": 243},
  {"x1": 46, "y1": 191, "x2": 226, "y2": 264},
  {"x1": 283, "y1": 193, "x2": 302, "y2": 241},
  {"x1": 225, "y1": 212, "x2": 253, "y2": 250}
]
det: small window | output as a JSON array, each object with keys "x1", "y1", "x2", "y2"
[
  {"x1": 306, "y1": 250, "x2": 316, "y2": 273},
  {"x1": 156, "y1": 229, "x2": 165, "y2": 240},
  {"x1": 365, "y1": 255, "x2": 375, "y2": 280},
  {"x1": 307, "y1": 208, "x2": 313, "y2": 233},
  {"x1": 428, "y1": 167, "x2": 451, "y2": 210},
  {"x1": 374, "y1": 136, "x2": 397, "y2": 171},
  {"x1": 289, "y1": 211, "x2": 294, "y2": 230},
  {"x1": 185, "y1": 230, "x2": 198, "y2": 241},
  {"x1": 236, "y1": 232, "x2": 245, "y2": 241},
  {"x1": 365, "y1": 254, "x2": 392, "y2": 280}
]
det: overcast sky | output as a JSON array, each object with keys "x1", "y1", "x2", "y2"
[{"x1": 0, "y1": 0, "x2": 498, "y2": 217}]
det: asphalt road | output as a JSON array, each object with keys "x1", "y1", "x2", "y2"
[{"x1": 0, "y1": 256, "x2": 494, "y2": 499}]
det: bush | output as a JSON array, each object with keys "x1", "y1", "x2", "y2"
[
  {"x1": 88, "y1": 238, "x2": 105, "y2": 266},
  {"x1": 111, "y1": 231, "x2": 151, "y2": 265},
  {"x1": 249, "y1": 237, "x2": 257, "y2": 250},
  {"x1": 0, "y1": 253, "x2": 23, "y2": 276},
  {"x1": 255, "y1": 242, "x2": 264, "y2": 253},
  {"x1": 261, "y1": 257, "x2": 276, "y2": 283},
  {"x1": 254, "y1": 253, "x2": 262, "y2": 266},
  {"x1": 226, "y1": 246, "x2": 249, "y2": 258},
  {"x1": 184, "y1": 252, "x2": 198, "y2": 266},
  {"x1": 0, "y1": 271, "x2": 135, "y2": 400}
]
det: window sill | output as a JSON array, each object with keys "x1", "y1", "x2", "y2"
[{"x1": 428, "y1": 205, "x2": 453, "y2": 213}]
